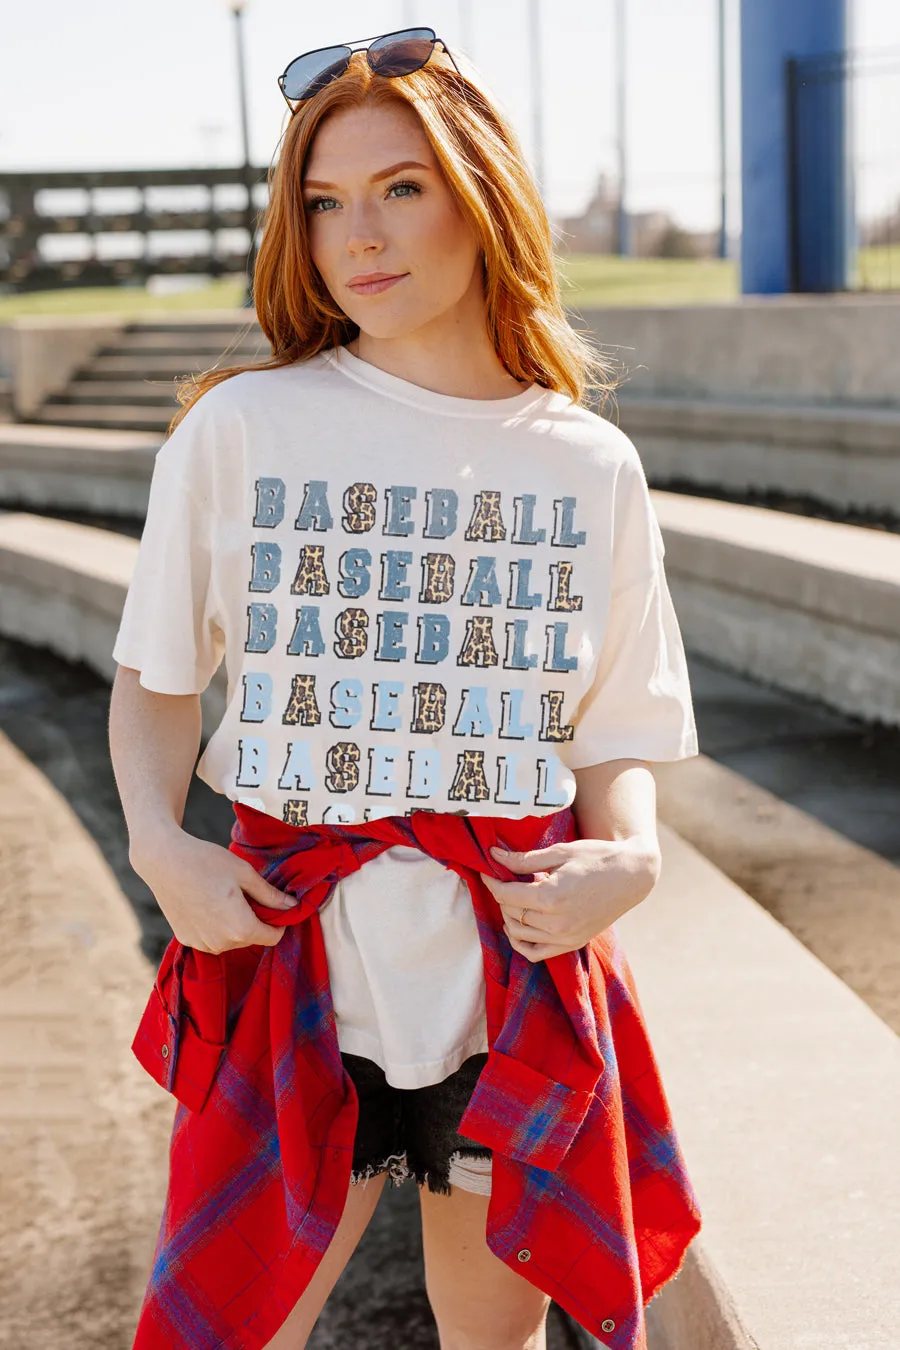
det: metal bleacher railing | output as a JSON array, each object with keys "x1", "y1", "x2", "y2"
[{"x1": 0, "y1": 165, "x2": 269, "y2": 293}]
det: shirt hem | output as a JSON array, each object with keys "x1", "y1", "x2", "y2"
[
  {"x1": 566, "y1": 731, "x2": 700, "y2": 770},
  {"x1": 111, "y1": 651, "x2": 216, "y2": 695},
  {"x1": 337, "y1": 1024, "x2": 490, "y2": 1089}
]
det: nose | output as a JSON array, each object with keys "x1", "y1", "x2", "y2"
[{"x1": 344, "y1": 199, "x2": 385, "y2": 258}]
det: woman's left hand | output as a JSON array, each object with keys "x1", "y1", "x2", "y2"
[{"x1": 479, "y1": 836, "x2": 662, "y2": 963}]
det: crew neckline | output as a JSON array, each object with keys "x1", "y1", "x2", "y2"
[{"x1": 322, "y1": 343, "x2": 555, "y2": 419}]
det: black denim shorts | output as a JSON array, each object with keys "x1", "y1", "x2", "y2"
[{"x1": 341, "y1": 1050, "x2": 493, "y2": 1197}]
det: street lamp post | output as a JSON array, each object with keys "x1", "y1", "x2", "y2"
[
  {"x1": 528, "y1": 0, "x2": 545, "y2": 198},
  {"x1": 717, "y1": 0, "x2": 728, "y2": 259},
  {"x1": 615, "y1": 0, "x2": 629, "y2": 257},
  {"x1": 226, "y1": 0, "x2": 257, "y2": 304}
]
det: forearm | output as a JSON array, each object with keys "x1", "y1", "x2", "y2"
[
  {"x1": 572, "y1": 759, "x2": 661, "y2": 874},
  {"x1": 108, "y1": 665, "x2": 203, "y2": 869}
]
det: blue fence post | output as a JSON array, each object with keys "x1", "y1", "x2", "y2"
[{"x1": 740, "y1": 0, "x2": 850, "y2": 294}]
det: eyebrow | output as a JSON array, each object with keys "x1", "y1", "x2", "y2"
[{"x1": 302, "y1": 159, "x2": 433, "y2": 189}]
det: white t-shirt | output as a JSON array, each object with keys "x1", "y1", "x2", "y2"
[{"x1": 113, "y1": 344, "x2": 699, "y2": 1085}]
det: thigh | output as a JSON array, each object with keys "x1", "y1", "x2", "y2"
[
  {"x1": 419, "y1": 1184, "x2": 551, "y2": 1350},
  {"x1": 263, "y1": 1053, "x2": 401, "y2": 1348},
  {"x1": 261, "y1": 1169, "x2": 387, "y2": 1350}
]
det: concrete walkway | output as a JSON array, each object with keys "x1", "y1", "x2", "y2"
[
  {"x1": 618, "y1": 820, "x2": 900, "y2": 1350},
  {"x1": 0, "y1": 728, "x2": 173, "y2": 1348},
  {"x1": 656, "y1": 656, "x2": 900, "y2": 1034}
]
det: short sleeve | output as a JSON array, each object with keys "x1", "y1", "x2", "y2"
[
  {"x1": 567, "y1": 437, "x2": 699, "y2": 767},
  {"x1": 112, "y1": 439, "x2": 225, "y2": 694}
]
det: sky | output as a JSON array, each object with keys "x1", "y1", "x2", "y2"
[{"x1": 0, "y1": 0, "x2": 898, "y2": 234}]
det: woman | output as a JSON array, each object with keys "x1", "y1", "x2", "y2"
[{"x1": 109, "y1": 27, "x2": 701, "y2": 1350}]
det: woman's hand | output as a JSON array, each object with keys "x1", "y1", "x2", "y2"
[
  {"x1": 129, "y1": 825, "x2": 298, "y2": 954},
  {"x1": 479, "y1": 835, "x2": 661, "y2": 963}
]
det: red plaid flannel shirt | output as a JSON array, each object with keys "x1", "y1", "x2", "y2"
[{"x1": 130, "y1": 802, "x2": 701, "y2": 1349}]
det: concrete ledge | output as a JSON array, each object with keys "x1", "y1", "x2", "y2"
[
  {"x1": 0, "y1": 424, "x2": 159, "y2": 514},
  {"x1": 5, "y1": 315, "x2": 125, "y2": 417},
  {"x1": 652, "y1": 752, "x2": 900, "y2": 1034},
  {"x1": 615, "y1": 395, "x2": 900, "y2": 515},
  {"x1": 581, "y1": 296, "x2": 900, "y2": 406},
  {"x1": 0, "y1": 512, "x2": 225, "y2": 740},
  {"x1": 655, "y1": 490, "x2": 900, "y2": 725},
  {"x1": 617, "y1": 819, "x2": 900, "y2": 1350}
]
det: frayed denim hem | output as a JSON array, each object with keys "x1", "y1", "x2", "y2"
[
  {"x1": 349, "y1": 1147, "x2": 493, "y2": 1197},
  {"x1": 349, "y1": 1151, "x2": 412, "y2": 1190}
]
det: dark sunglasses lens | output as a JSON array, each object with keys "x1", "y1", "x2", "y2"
[
  {"x1": 368, "y1": 28, "x2": 436, "y2": 77},
  {"x1": 282, "y1": 46, "x2": 352, "y2": 100}
]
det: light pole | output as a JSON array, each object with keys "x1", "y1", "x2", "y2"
[
  {"x1": 615, "y1": 0, "x2": 629, "y2": 256},
  {"x1": 528, "y1": 0, "x2": 545, "y2": 198},
  {"x1": 717, "y1": 0, "x2": 728, "y2": 259},
  {"x1": 226, "y1": 0, "x2": 257, "y2": 304}
]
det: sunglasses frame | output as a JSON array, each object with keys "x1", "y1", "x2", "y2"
[{"x1": 277, "y1": 26, "x2": 462, "y2": 110}]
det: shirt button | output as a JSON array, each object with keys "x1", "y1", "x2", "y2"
[
  {"x1": 601, "y1": 1319, "x2": 616, "y2": 1333},
  {"x1": 516, "y1": 1249, "x2": 531, "y2": 1262},
  {"x1": 161, "y1": 1045, "x2": 169, "y2": 1059}
]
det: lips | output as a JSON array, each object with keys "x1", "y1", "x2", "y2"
[{"x1": 346, "y1": 272, "x2": 408, "y2": 295}]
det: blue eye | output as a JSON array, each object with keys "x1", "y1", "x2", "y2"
[
  {"x1": 387, "y1": 180, "x2": 422, "y2": 199},
  {"x1": 305, "y1": 179, "x2": 422, "y2": 213}
]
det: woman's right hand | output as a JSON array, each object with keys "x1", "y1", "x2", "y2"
[{"x1": 129, "y1": 825, "x2": 299, "y2": 954}]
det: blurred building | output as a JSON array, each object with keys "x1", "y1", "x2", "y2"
[{"x1": 554, "y1": 171, "x2": 717, "y2": 258}]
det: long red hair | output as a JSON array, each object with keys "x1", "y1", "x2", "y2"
[{"x1": 170, "y1": 49, "x2": 619, "y2": 433}]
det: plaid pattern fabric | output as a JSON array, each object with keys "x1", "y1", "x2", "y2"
[{"x1": 130, "y1": 803, "x2": 702, "y2": 1349}]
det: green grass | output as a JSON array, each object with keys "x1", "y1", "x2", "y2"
[
  {"x1": 557, "y1": 254, "x2": 739, "y2": 308},
  {"x1": 0, "y1": 278, "x2": 247, "y2": 322},
  {"x1": 855, "y1": 244, "x2": 900, "y2": 292},
  {"x1": 0, "y1": 248, "x2": 897, "y2": 322}
]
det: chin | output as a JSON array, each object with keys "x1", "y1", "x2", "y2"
[{"x1": 348, "y1": 310, "x2": 432, "y2": 342}]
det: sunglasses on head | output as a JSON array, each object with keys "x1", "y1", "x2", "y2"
[{"x1": 278, "y1": 26, "x2": 461, "y2": 110}]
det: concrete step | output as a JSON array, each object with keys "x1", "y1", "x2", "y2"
[
  {"x1": 54, "y1": 380, "x2": 178, "y2": 407},
  {"x1": 122, "y1": 312, "x2": 257, "y2": 332},
  {"x1": 98, "y1": 341, "x2": 263, "y2": 360},
  {"x1": 618, "y1": 394, "x2": 900, "y2": 517},
  {"x1": 655, "y1": 489, "x2": 900, "y2": 725},
  {"x1": 87, "y1": 353, "x2": 251, "y2": 378},
  {"x1": 107, "y1": 329, "x2": 264, "y2": 353},
  {"x1": 32, "y1": 404, "x2": 173, "y2": 432}
]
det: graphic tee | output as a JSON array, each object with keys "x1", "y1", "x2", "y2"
[{"x1": 113, "y1": 344, "x2": 699, "y2": 1086}]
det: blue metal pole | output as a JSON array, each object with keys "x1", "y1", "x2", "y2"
[{"x1": 740, "y1": 0, "x2": 849, "y2": 293}]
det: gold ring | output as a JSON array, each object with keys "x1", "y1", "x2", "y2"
[{"x1": 520, "y1": 907, "x2": 528, "y2": 926}]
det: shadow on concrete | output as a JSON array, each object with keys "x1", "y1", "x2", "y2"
[
  {"x1": 689, "y1": 653, "x2": 900, "y2": 866},
  {"x1": 0, "y1": 634, "x2": 233, "y2": 966}
]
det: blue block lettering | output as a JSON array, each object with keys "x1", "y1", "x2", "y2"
[
  {"x1": 246, "y1": 603, "x2": 277, "y2": 652},
  {"x1": 253, "y1": 478, "x2": 285, "y2": 528},
  {"x1": 241, "y1": 671, "x2": 273, "y2": 722}
]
